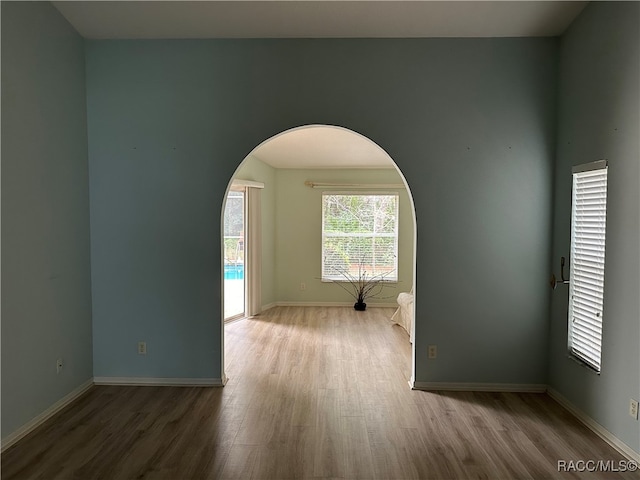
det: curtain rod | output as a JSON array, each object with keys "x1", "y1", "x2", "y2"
[{"x1": 304, "y1": 181, "x2": 404, "y2": 189}]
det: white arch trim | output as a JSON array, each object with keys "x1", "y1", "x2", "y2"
[{"x1": 220, "y1": 124, "x2": 418, "y2": 389}]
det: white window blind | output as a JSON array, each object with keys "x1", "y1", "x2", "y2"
[
  {"x1": 568, "y1": 160, "x2": 608, "y2": 372},
  {"x1": 322, "y1": 194, "x2": 398, "y2": 282}
]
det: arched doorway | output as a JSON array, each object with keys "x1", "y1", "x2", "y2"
[{"x1": 221, "y1": 125, "x2": 417, "y2": 386}]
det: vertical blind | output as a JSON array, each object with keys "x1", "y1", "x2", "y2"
[{"x1": 568, "y1": 161, "x2": 608, "y2": 372}]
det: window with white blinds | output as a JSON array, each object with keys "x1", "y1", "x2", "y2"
[
  {"x1": 568, "y1": 160, "x2": 608, "y2": 373},
  {"x1": 321, "y1": 194, "x2": 398, "y2": 282}
]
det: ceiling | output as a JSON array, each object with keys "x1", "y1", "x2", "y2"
[
  {"x1": 250, "y1": 126, "x2": 394, "y2": 169},
  {"x1": 53, "y1": 1, "x2": 587, "y2": 40},
  {"x1": 54, "y1": 1, "x2": 587, "y2": 169}
]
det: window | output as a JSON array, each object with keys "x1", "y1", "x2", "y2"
[
  {"x1": 321, "y1": 193, "x2": 398, "y2": 282},
  {"x1": 568, "y1": 160, "x2": 608, "y2": 372}
]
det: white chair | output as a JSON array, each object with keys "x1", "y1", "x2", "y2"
[{"x1": 391, "y1": 289, "x2": 414, "y2": 343}]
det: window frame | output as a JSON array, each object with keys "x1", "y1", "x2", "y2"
[
  {"x1": 567, "y1": 160, "x2": 608, "y2": 373},
  {"x1": 321, "y1": 192, "x2": 399, "y2": 283}
]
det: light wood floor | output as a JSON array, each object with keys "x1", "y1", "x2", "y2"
[{"x1": 2, "y1": 306, "x2": 636, "y2": 479}]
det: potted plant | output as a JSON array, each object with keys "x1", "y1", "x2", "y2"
[{"x1": 326, "y1": 262, "x2": 396, "y2": 311}]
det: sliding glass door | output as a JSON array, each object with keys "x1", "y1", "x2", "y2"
[{"x1": 223, "y1": 190, "x2": 245, "y2": 320}]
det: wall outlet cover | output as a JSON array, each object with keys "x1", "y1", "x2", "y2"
[{"x1": 428, "y1": 345, "x2": 437, "y2": 359}]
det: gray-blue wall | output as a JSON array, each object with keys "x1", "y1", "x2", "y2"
[
  {"x1": 549, "y1": 1, "x2": 640, "y2": 455},
  {"x1": 1, "y1": 2, "x2": 92, "y2": 439},
  {"x1": 85, "y1": 38, "x2": 557, "y2": 384}
]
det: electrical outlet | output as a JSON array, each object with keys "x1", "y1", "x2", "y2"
[
  {"x1": 138, "y1": 342, "x2": 147, "y2": 355},
  {"x1": 56, "y1": 358, "x2": 63, "y2": 374},
  {"x1": 300, "y1": 282, "x2": 306, "y2": 291},
  {"x1": 630, "y1": 399, "x2": 639, "y2": 420},
  {"x1": 428, "y1": 345, "x2": 437, "y2": 359}
]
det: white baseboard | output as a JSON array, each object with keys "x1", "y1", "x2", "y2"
[
  {"x1": 93, "y1": 377, "x2": 224, "y2": 387},
  {"x1": 260, "y1": 302, "x2": 277, "y2": 312},
  {"x1": 1, "y1": 378, "x2": 94, "y2": 453},
  {"x1": 275, "y1": 301, "x2": 398, "y2": 308},
  {"x1": 547, "y1": 387, "x2": 640, "y2": 463},
  {"x1": 412, "y1": 382, "x2": 547, "y2": 393}
]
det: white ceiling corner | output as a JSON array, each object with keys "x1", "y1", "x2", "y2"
[
  {"x1": 250, "y1": 126, "x2": 395, "y2": 170},
  {"x1": 52, "y1": 1, "x2": 588, "y2": 40}
]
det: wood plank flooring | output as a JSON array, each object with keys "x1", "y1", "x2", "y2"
[{"x1": 2, "y1": 306, "x2": 637, "y2": 479}]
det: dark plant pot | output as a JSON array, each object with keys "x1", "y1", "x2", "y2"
[{"x1": 354, "y1": 302, "x2": 367, "y2": 311}]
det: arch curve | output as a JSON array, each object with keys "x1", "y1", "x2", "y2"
[{"x1": 221, "y1": 124, "x2": 418, "y2": 386}]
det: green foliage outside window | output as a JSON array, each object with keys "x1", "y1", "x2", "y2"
[{"x1": 322, "y1": 194, "x2": 398, "y2": 281}]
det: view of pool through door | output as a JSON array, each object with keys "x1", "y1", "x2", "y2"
[{"x1": 224, "y1": 189, "x2": 245, "y2": 320}]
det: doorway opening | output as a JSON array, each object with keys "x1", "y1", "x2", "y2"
[{"x1": 221, "y1": 125, "x2": 417, "y2": 387}]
